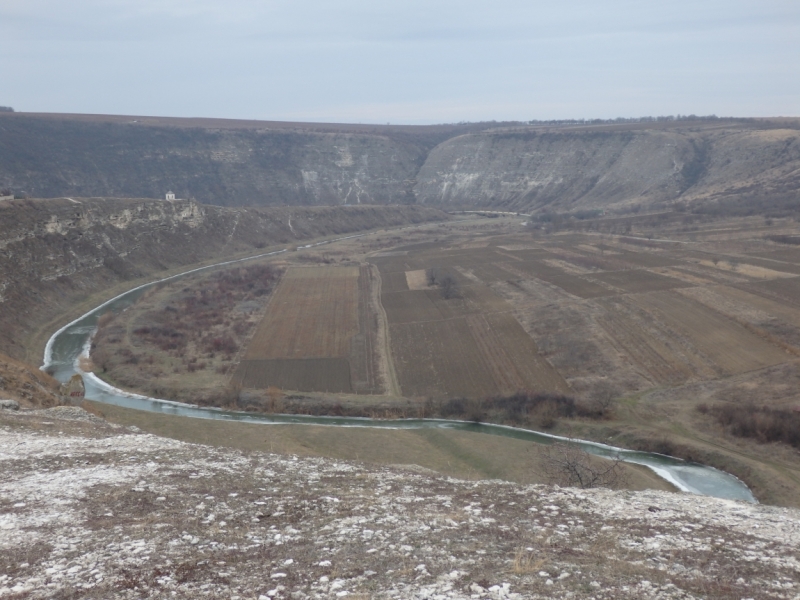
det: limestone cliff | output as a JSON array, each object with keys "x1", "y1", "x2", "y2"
[
  {"x1": 2, "y1": 114, "x2": 799, "y2": 213},
  {"x1": 413, "y1": 126, "x2": 800, "y2": 212}
]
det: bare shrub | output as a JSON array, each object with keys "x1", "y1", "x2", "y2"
[
  {"x1": 532, "y1": 400, "x2": 560, "y2": 429},
  {"x1": 538, "y1": 442, "x2": 628, "y2": 489},
  {"x1": 425, "y1": 268, "x2": 438, "y2": 286},
  {"x1": 266, "y1": 386, "x2": 283, "y2": 413},
  {"x1": 711, "y1": 403, "x2": 800, "y2": 449},
  {"x1": 440, "y1": 274, "x2": 459, "y2": 299},
  {"x1": 586, "y1": 381, "x2": 619, "y2": 417}
]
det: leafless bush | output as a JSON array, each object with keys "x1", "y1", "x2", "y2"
[
  {"x1": 538, "y1": 442, "x2": 628, "y2": 489},
  {"x1": 766, "y1": 234, "x2": 800, "y2": 246},
  {"x1": 586, "y1": 381, "x2": 619, "y2": 417},
  {"x1": 440, "y1": 274, "x2": 459, "y2": 299},
  {"x1": 708, "y1": 403, "x2": 800, "y2": 448},
  {"x1": 425, "y1": 268, "x2": 438, "y2": 286},
  {"x1": 425, "y1": 267, "x2": 459, "y2": 299}
]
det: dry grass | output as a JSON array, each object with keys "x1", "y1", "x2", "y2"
[{"x1": 90, "y1": 262, "x2": 281, "y2": 402}]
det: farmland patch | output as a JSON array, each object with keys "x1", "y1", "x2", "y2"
[
  {"x1": 631, "y1": 291, "x2": 788, "y2": 376},
  {"x1": 743, "y1": 277, "x2": 800, "y2": 308},
  {"x1": 591, "y1": 269, "x2": 693, "y2": 294},
  {"x1": 510, "y1": 261, "x2": 616, "y2": 298},
  {"x1": 235, "y1": 358, "x2": 351, "y2": 393},
  {"x1": 244, "y1": 266, "x2": 359, "y2": 360},
  {"x1": 389, "y1": 318, "x2": 499, "y2": 398},
  {"x1": 405, "y1": 269, "x2": 429, "y2": 290},
  {"x1": 236, "y1": 265, "x2": 379, "y2": 393},
  {"x1": 381, "y1": 270, "x2": 410, "y2": 292}
]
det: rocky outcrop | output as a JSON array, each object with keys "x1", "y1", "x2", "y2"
[
  {"x1": 1, "y1": 409, "x2": 798, "y2": 599},
  {"x1": 0, "y1": 197, "x2": 447, "y2": 361},
  {"x1": 413, "y1": 126, "x2": 800, "y2": 212},
  {"x1": 414, "y1": 130, "x2": 693, "y2": 211}
]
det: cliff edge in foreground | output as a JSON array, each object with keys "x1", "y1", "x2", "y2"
[{"x1": 1, "y1": 407, "x2": 798, "y2": 599}]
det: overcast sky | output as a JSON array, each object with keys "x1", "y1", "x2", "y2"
[{"x1": 2, "y1": 0, "x2": 799, "y2": 124}]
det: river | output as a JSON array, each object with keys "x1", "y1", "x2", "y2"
[{"x1": 41, "y1": 237, "x2": 757, "y2": 503}]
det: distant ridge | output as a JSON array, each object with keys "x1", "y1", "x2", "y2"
[{"x1": 1, "y1": 111, "x2": 799, "y2": 212}]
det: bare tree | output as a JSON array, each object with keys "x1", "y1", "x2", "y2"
[
  {"x1": 425, "y1": 268, "x2": 438, "y2": 286},
  {"x1": 427, "y1": 267, "x2": 459, "y2": 299},
  {"x1": 538, "y1": 442, "x2": 628, "y2": 489},
  {"x1": 588, "y1": 381, "x2": 619, "y2": 417},
  {"x1": 440, "y1": 274, "x2": 459, "y2": 299}
]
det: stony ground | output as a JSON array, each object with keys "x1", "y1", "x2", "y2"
[{"x1": 1, "y1": 407, "x2": 799, "y2": 600}]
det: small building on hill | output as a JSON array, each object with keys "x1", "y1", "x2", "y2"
[{"x1": 165, "y1": 191, "x2": 176, "y2": 200}]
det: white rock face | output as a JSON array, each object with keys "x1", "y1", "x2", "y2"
[{"x1": 1, "y1": 409, "x2": 799, "y2": 599}]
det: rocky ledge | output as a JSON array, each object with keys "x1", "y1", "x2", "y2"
[{"x1": 1, "y1": 407, "x2": 798, "y2": 599}]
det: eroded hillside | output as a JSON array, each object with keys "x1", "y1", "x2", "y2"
[
  {"x1": 2, "y1": 114, "x2": 800, "y2": 212},
  {"x1": 414, "y1": 126, "x2": 800, "y2": 212}
]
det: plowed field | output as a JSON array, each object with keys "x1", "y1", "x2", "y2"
[
  {"x1": 236, "y1": 266, "x2": 378, "y2": 393},
  {"x1": 244, "y1": 266, "x2": 359, "y2": 360},
  {"x1": 371, "y1": 244, "x2": 571, "y2": 399},
  {"x1": 631, "y1": 291, "x2": 788, "y2": 376}
]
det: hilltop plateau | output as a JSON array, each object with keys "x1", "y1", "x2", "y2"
[{"x1": 1, "y1": 407, "x2": 798, "y2": 599}]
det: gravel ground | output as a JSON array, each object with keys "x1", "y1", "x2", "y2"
[{"x1": 1, "y1": 408, "x2": 799, "y2": 599}]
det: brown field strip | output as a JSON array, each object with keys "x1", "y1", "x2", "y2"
[
  {"x1": 496, "y1": 248, "x2": 552, "y2": 261},
  {"x1": 469, "y1": 263, "x2": 520, "y2": 284},
  {"x1": 235, "y1": 358, "x2": 352, "y2": 393},
  {"x1": 371, "y1": 255, "x2": 421, "y2": 274},
  {"x1": 704, "y1": 285, "x2": 800, "y2": 330},
  {"x1": 736, "y1": 257, "x2": 800, "y2": 276},
  {"x1": 479, "y1": 313, "x2": 570, "y2": 395},
  {"x1": 390, "y1": 319, "x2": 499, "y2": 398},
  {"x1": 348, "y1": 265, "x2": 381, "y2": 394},
  {"x1": 413, "y1": 249, "x2": 512, "y2": 268},
  {"x1": 598, "y1": 247, "x2": 680, "y2": 268},
  {"x1": 464, "y1": 314, "x2": 526, "y2": 393},
  {"x1": 244, "y1": 266, "x2": 360, "y2": 360},
  {"x1": 382, "y1": 290, "x2": 443, "y2": 323},
  {"x1": 631, "y1": 291, "x2": 789, "y2": 376},
  {"x1": 545, "y1": 249, "x2": 629, "y2": 272},
  {"x1": 743, "y1": 277, "x2": 800, "y2": 307},
  {"x1": 591, "y1": 269, "x2": 694, "y2": 294},
  {"x1": 752, "y1": 248, "x2": 800, "y2": 264},
  {"x1": 595, "y1": 298, "x2": 695, "y2": 386},
  {"x1": 511, "y1": 261, "x2": 616, "y2": 298},
  {"x1": 380, "y1": 270, "x2": 410, "y2": 292}
]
